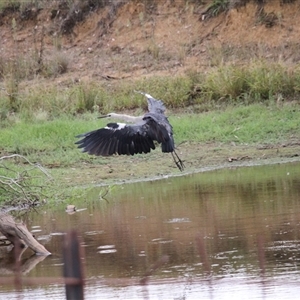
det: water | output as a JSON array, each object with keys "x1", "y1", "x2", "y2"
[{"x1": 1, "y1": 161, "x2": 300, "y2": 299}]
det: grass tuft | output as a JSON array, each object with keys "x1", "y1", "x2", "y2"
[
  {"x1": 1, "y1": 59, "x2": 300, "y2": 119},
  {"x1": 44, "y1": 51, "x2": 69, "y2": 77}
]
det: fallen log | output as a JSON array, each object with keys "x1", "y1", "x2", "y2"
[{"x1": 0, "y1": 212, "x2": 51, "y2": 256}]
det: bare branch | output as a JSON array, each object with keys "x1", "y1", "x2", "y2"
[{"x1": 0, "y1": 154, "x2": 52, "y2": 207}]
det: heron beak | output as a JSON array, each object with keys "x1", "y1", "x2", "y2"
[{"x1": 98, "y1": 115, "x2": 108, "y2": 119}]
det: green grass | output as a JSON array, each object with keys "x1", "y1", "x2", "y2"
[
  {"x1": 0, "y1": 114, "x2": 105, "y2": 165},
  {"x1": 1, "y1": 103, "x2": 299, "y2": 168},
  {"x1": 172, "y1": 104, "x2": 300, "y2": 144}
]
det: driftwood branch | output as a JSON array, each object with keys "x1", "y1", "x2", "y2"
[{"x1": 0, "y1": 212, "x2": 50, "y2": 256}]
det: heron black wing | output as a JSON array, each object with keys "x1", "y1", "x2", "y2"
[
  {"x1": 76, "y1": 122, "x2": 156, "y2": 156},
  {"x1": 143, "y1": 114, "x2": 175, "y2": 153}
]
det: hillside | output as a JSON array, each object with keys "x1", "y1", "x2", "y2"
[{"x1": 1, "y1": 0, "x2": 300, "y2": 86}]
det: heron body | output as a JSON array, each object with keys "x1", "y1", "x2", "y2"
[{"x1": 75, "y1": 92, "x2": 184, "y2": 171}]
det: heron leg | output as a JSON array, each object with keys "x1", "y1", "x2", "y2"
[{"x1": 171, "y1": 150, "x2": 184, "y2": 171}]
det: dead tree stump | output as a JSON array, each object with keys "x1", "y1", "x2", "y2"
[{"x1": 0, "y1": 212, "x2": 50, "y2": 256}]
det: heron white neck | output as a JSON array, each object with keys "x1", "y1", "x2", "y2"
[{"x1": 107, "y1": 113, "x2": 143, "y2": 123}]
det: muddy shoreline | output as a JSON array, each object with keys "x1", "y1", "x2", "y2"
[{"x1": 54, "y1": 142, "x2": 300, "y2": 187}]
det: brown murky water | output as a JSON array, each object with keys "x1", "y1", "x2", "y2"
[{"x1": 1, "y1": 161, "x2": 300, "y2": 299}]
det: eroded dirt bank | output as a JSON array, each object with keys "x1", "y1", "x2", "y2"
[{"x1": 1, "y1": 0, "x2": 300, "y2": 85}]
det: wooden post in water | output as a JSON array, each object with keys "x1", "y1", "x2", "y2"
[{"x1": 63, "y1": 230, "x2": 84, "y2": 300}]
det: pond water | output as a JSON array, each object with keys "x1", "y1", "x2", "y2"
[{"x1": 1, "y1": 161, "x2": 300, "y2": 299}]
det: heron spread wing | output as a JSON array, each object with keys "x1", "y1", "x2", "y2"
[
  {"x1": 76, "y1": 117, "x2": 175, "y2": 156},
  {"x1": 76, "y1": 122, "x2": 154, "y2": 156}
]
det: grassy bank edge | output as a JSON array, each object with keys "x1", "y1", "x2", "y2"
[{"x1": 1, "y1": 101, "x2": 299, "y2": 205}]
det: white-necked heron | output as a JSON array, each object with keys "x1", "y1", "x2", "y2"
[{"x1": 76, "y1": 92, "x2": 184, "y2": 171}]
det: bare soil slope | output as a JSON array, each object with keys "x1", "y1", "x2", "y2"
[{"x1": 1, "y1": 0, "x2": 300, "y2": 84}]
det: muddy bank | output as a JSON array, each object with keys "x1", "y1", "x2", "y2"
[{"x1": 53, "y1": 142, "x2": 300, "y2": 187}]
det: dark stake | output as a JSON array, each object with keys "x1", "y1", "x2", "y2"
[{"x1": 63, "y1": 230, "x2": 84, "y2": 300}]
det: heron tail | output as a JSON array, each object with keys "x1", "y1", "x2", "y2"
[{"x1": 161, "y1": 139, "x2": 174, "y2": 153}]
